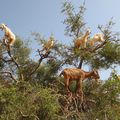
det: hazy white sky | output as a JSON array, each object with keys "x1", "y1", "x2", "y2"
[{"x1": 0, "y1": 0, "x2": 120, "y2": 79}]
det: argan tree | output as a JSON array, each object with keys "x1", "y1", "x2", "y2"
[{"x1": 0, "y1": 1, "x2": 120, "y2": 120}]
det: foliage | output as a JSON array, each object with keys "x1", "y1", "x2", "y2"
[
  {"x1": 0, "y1": 82, "x2": 60, "y2": 120},
  {"x1": 0, "y1": 1, "x2": 120, "y2": 120},
  {"x1": 83, "y1": 72, "x2": 120, "y2": 120}
]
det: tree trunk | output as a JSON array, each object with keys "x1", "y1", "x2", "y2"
[{"x1": 78, "y1": 58, "x2": 84, "y2": 69}]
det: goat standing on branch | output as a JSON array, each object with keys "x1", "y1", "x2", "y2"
[
  {"x1": 74, "y1": 30, "x2": 91, "y2": 49},
  {"x1": 88, "y1": 33, "x2": 104, "y2": 47},
  {"x1": 0, "y1": 23, "x2": 16, "y2": 52},
  {"x1": 60, "y1": 68, "x2": 100, "y2": 98},
  {"x1": 41, "y1": 35, "x2": 54, "y2": 53}
]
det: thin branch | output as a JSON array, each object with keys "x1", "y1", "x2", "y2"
[
  {"x1": 78, "y1": 57, "x2": 84, "y2": 69},
  {"x1": 7, "y1": 49, "x2": 23, "y2": 80},
  {"x1": 20, "y1": 111, "x2": 29, "y2": 118},
  {"x1": 1, "y1": 71, "x2": 17, "y2": 82},
  {"x1": 89, "y1": 40, "x2": 107, "y2": 53},
  {"x1": 19, "y1": 110, "x2": 40, "y2": 120},
  {"x1": 0, "y1": 56, "x2": 13, "y2": 63},
  {"x1": 30, "y1": 49, "x2": 51, "y2": 76},
  {"x1": 7, "y1": 50, "x2": 19, "y2": 68}
]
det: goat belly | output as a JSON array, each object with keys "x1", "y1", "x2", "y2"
[{"x1": 69, "y1": 72, "x2": 81, "y2": 80}]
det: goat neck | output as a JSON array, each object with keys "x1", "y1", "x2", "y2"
[{"x1": 84, "y1": 71, "x2": 94, "y2": 78}]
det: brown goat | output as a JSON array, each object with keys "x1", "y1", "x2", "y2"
[
  {"x1": 74, "y1": 30, "x2": 91, "y2": 49},
  {"x1": 60, "y1": 68, "x2": 100, "y2": 95},
  {"x1": 41, "y1": 35, "x2": 54, "y2": 53},
  {"x1": 88, "y1": 33, "x2": 104, "y2": 47}
]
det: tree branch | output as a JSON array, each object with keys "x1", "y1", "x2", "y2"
[
  {"x1": 1, "y1": 71, "x2": 17, "y2": 82},
  {"x1": 78, "y1": 57, "x2": 84, "y2": 69},
  {"x1": 89, "y1": 40, "x2": 107, "y2": 53},
  {"x1": 0, "y1": 56, "x2": 13, "y2": 63},
  {"x1": 30, "y1": 49, "x2": 51, "y2": 76},
  {"x1": 7, "y1": 50, "x2": 23, "y2": 81}
]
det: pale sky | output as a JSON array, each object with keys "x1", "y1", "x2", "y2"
[{"x1": 0, "y1": 0, "x2": 120, "y2": 80}]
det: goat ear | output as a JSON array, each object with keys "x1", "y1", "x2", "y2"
[
  {"x1": 87, "y1": 29, "x2": 91, "y2": 34},
  {"x1": 94, "y1": 70, "x2": 99, "y2": 75}
]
